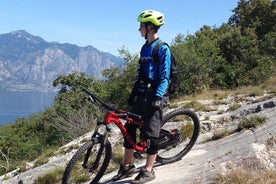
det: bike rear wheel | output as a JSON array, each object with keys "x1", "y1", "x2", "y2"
[
  {"x1": 62, "y1": 139, "x2": 112, "y2": 184},
  {"x1": 156, "y1": 108, "x2": 200, "y2": 164}
]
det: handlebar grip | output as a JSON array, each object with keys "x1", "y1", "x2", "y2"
[{"x1": 83, "y1": 88, "x2": 90, "y2": 95}]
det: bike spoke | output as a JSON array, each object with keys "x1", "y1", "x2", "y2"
[
  {"x1": 62, "y1": 141, "x2": 111, "y2": 184},
  {"x1": 157, "y1": 109, "x2": 200, "y2": 164}
]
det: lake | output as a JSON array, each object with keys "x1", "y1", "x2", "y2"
[{"x1": 0, "y1": 91, "x2": 57, "y2": 125}]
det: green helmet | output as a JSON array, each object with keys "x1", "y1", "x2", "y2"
[{"x1": 137, "y1": 10, "x2": 165, "y2": 27}]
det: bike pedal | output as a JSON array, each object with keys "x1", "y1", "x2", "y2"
[
  {"x1": 133, "y1": 152, "x2": 143, "y2": 159},
  {"x1": 170, "y1": 129, "x2": 179, "y2": 136}
]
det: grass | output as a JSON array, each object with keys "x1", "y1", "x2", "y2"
[
  {"x1": 227, "y1": 103, "x2": 242, "y2": 111},
  {"x1": 174, "y1": 74, "x2": 276, "y2": 102},
  {"x1": 108, "y1": 145, "x2": 124, "y2": 172},
  {"x1": 33, "y1": 147, "x2": 58, "y2": 167},
  {"x1": 212, "y1": 116, "x2": 275, "y2": 184},
  {"x1": 33, "y1": 167, "x2": 64, "y2": 184},
  {"x1": 214, "y1": 169, "x2": 276, "y2": 184},
  {"x1": 213, "y1": 153, "x2": 276, "y2": 184},
  {"x1": 211, "y1": 129, "x2": 230, "y2": 140},
  {"x1": 208, "y1": 114, "x2": 267, "y2": 142},
  {"x1": 172, "y1": 75, "x2": 276, "y2": 142},
  {"x1": 237, "y1": 115, "x2": 267, "y2": 131},
  {"x1": 58, "y1": 143, "x2": 80, "y2": 155}
]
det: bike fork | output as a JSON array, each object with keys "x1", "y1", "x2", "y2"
[
  {"x1": 83, "y1": 132, "x2": 109, "y2": 172},
  {"x1": 82, "y1": 146, "x2": 92, "y2": 169},
  {"x1": 90, "y1": 141, "x2": 106, "y2": 172}
]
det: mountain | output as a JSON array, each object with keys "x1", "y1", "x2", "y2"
[{"x1": 0, "y1": 30, "x2": 124, "y2": 92}]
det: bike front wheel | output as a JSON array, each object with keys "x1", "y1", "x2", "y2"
[
  {"x1": 156, "y1": 108, "x2": 200, "y2": 164},
  {"x1": 62, "y1": 139, "x2": 112, "y2": 184}
]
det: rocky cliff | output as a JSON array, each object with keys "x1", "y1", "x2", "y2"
[{"x1": 0, "y1": 30, "x2": 124, "y2": 91}]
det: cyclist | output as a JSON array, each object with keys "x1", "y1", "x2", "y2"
[{"x1": 113, "y1": 10, "x2": 171, "y2": 184}]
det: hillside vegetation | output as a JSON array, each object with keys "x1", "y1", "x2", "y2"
[{"x1": 0, "y1": 0, "x2": 275, "y2": 181}]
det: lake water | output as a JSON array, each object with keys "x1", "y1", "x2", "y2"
[{"x1": 0, "y1": 91, "x2": 57, "y2": 125}]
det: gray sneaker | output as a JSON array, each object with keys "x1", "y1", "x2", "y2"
[
  {"x1": 131, "y1": 169, "x2": 155, "y2": 184},
  {"x1": 112, "y1": 164, "x2": 136, "y2": 181}
]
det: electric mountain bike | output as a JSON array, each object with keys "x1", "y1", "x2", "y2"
[{"x1": 62, "y1": 88, "x2": 200, "y2": 184}]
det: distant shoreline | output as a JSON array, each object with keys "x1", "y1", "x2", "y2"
[{"x1": 0, "y1": 91, "x2": 56, "y2": 125}]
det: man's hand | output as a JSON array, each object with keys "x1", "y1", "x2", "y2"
[{"x1": 151, "y1": 96, "x2": 162, "y2": 109}]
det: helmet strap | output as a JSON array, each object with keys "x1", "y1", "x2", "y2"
[
  {"x1": 144, "y1": 23, "x2": 149, "y2": 40},
  {"x1": 144, "y1": 23, "x2": 152, "y2": 40}
]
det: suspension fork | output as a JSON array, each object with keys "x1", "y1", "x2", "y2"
[
  {"x1": 82, "y1": 122, "x2": 110, "y2": 170},
  {"x1": 89, "y1": 131, "x2": 110, "y2": 172}
]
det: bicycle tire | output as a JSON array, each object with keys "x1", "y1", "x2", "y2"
[
  {"x1": 62, "y1": 139, "x2": 112, "y2": 184},
  {"x1": 156, "y1": 108, "x2": 200, "y2": 164}
]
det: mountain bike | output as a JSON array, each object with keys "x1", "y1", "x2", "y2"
[{"x1": 62, "y1": 88, "x2": 200, "y2": 184}]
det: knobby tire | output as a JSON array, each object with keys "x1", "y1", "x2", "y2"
[
  {"x1": 62, "y1": 139, "x2": 112, "y2": 184},
  {"x1": 156, "y1": 108, "x2": 200, "y2": 164}
]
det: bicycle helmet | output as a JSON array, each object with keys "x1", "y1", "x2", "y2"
[{"x1": 137, "y1": 10, "x2": 165, "y2": 27}]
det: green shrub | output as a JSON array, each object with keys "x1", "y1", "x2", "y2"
[
  {"x1": 237, "y1": 115, "x2": 267, "y2": 131},
  {"x1": 33, "y1": 167, "x2": 64, "y2": 184}
]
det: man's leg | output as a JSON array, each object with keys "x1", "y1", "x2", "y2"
[
  {"x1": 123, "y1": 148, "x2": 135, "y2": 166},
  {"x1": 113, "y1": 148, "x2": 136, "y2": 181},
  {"x1": 113, "y1": 120, "x2": 138, "y2": 181},
  {"x1": 145, "y1": 154, "x2": 157, "y2": 172},
  {"x1": 131, "y1": 153, "x2": 156, "y2": 184},
  {"x1": 131, "y1": 138, "x2": 158, "y2": 184}
]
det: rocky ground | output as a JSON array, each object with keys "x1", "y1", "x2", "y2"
[{"x1": 1, "y1": 94, "x2": 276, "y2": 184}]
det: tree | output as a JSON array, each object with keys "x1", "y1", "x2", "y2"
[
  {"x1": 0, "y1": 147, "x2": 10, "y2": 173},
  {"x1": 102, "y1": 47, "x2": 139, "y2": 109},
  {"x1": 229, "y1": 0, "x2": 276, "y2": 39},
  {"x1": 51, "y1": 72, "x2": 101, "y2": 139}
]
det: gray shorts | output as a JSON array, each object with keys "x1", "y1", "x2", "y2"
[
  {"x1": 131, "y1": 96, "x2": 162, "y2": 138},
  {"x1": 124, "y1": 96, "x2": 169, "y2": 154}
]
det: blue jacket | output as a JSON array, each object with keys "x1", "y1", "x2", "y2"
[{"x1": 136, "y1": 38, "x2": 171, "y2": 98}]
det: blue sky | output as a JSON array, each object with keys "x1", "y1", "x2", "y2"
[{"x1": 0, "y1": 0, "x2": 239, "y2": 56}]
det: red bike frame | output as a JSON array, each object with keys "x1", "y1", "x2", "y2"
[
  {"x1": 103, "y1": 110, "x2": 145, "y2": 152},
  {"x1": 83, "y1": 88, "x2": 147, "y2": 152}
]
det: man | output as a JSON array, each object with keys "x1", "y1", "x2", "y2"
[{"x1": 113, "y1": 10, "x2": 171, "y2": 184}]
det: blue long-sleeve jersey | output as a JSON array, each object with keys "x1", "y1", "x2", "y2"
[{"x1": 136, "y1": 38, "x2": 171, "y2": 98}]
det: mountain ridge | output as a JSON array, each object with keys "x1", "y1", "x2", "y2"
[{"x1": 0, "y1": 30, "x2": 124, "y2": 92}]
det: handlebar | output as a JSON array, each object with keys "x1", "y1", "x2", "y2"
[
  {"x1": 82, "y1": 88, "x2": 142, "y2": 120},
  {"x1": 83, "y1": 88, "x2": 115, "y2": 111}
]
